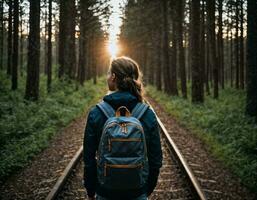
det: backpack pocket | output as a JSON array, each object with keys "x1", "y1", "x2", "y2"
[
  {"x1": 102, "y1": 157, "x2": 144, "y2": 190},
  {"x1": 108, "y1": 138, "x2": 143, "y2": 156}
]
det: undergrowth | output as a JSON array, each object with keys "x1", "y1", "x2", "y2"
[
  {"x1": 0, "y1": 71, "x2": 107, "y2": 181},
  {"x1": 146, "y1": 85, "x2": 257, "y2": 193}
]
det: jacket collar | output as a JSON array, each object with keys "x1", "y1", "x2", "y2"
[{"x1": 103, "y1": 90, "x2": 138, "y2": 111}]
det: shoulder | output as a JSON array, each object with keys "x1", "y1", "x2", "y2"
[
  {"x1": 141, "y1": 104, "x2": 158, "y2": 127},
  {"x1": 86, "y1": 104, "x2": 105, "y2": 123}
]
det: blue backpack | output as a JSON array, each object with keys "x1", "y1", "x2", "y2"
[{"x1": 96, "y1": 100, "x2": 149, "y2": 190}]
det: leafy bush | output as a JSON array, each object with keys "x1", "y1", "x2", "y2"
[
  {"x1": 0, "y1": 71, "x2": 107, "y2": 180},
  {"x1": 146, "y1": 85, "x2": 257, "y2": 192}
]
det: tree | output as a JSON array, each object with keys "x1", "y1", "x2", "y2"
[
  {"x1": 47, "y1": 0, "x2": 52, "y2": 92},
  {"x1": 78, "y1": 0, "x2": 88, "y2": 85},
  {"x1": 245, "y1": 0, "x2": 257, "y2": 119},
  {"x1": 207, "y1": 0, "x2": 218, "y2": 99},
  {"x1": 58, "y1": 0, "x2": 76, "y2": 79},
  {"x1": 200, "y1": 0, "x2": 206, "y2": 95},
  {"x1": 7, "y1": 0, "x2": 13, "y2": 76},
  {"x1": 217, "y1": 0, "x2": 224, "y2": 89},
  {"x1": 162, "y1": 0, "x2": 171, "y2": 94},
  {"x1": 12, "y1": 0, "x2": 19, "y2": 90},
  {"x1": 19, "y1": 3, "x2": 24, "y2": 77},
  {"x1": 191, "y1": 0, "x2": 203, "y2": 103},
  {"x1": 235, "y1": 0, "x2": 239, "y2": 89},
  {"x1": 177, "y1": 0, "x2": 187, "y2": 98},
  {"x1": 0, "y1": 0, "x2": 3, "y2": 70},
  {"x1": 25, "y1": 0, "x2": 40, "y2": 101},
  {"x1": 239, "y1": 0, "x2": 244, "y2": 89},
  {"x1": 169, "y1": 0, "x2": 178, "y2": 96}
]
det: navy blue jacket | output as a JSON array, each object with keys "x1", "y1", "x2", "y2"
[{"x1": 83, "y1": 90, "x2": 163, "y2": 199}]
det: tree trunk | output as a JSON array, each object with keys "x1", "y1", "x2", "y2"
[
  {"x1": 218, "y1": 0, "x2": 224, "y2": 89},
  {"x1": 25, "y1": 0, "x2": 40, "y2": 101},
  {"x1": 162, "y1": 0, "x2": 171, "y2": 94},
  {"x1": 206, "y1": 36, "x2": 210, "y2": 95},
  {"x1": 191, "y1": 0, "x2": 204, "y2": 103},
  {"x1": 156, "y1": 27, "x2": 162, "y2": 91},
  {"x1": 19, "y1": 5, "x2": 24, "y2": 77},
  {"x1": 78, "y1": 1, "x2": 87, "y2": 85},
  {"x1": 239, "y1": 0, "x2": 244, "y2": 89},
  {"x1": 0, "y1": 0, "x2": 3, "y2": 70},
  {"x1": 92, "y1": 35, "x2": 97, "y2": 84},
  {"x1": 58, "y1": 0, "x2": 76, "y2": 80},
  {"x1": 7, "y1": 0, "x2": 13, "y2": 76},
  {"x1": 235, "y1": 0, "x2": 239, "y2": 89},
  {"x1": 44, "y1": 0, "x2": 48, "y2": 75},
  {"x1": 207, "y1": 0, "x2": 218, "y2": 98},
  {"x1": 169, "y1": 0, "x2": 178, "y2": 96},
  {"x1": 200, "y1": 0, "x2": 206, "y2": 95},
  {"x1": 245, "y1": 0, "x2": 257, "y2": 119},
  {"x1": 47, "y1": 0, "x2": 52, "y2": 92},
  {"x1": 12, "y1": 0, "x2": 19, "y2": 90},
  {"x1": 230, "y1": 3, "x2": 234, "y2": 87},
  {"x1": 177, "y1": 0, "x2": 187, "y2": 98}
]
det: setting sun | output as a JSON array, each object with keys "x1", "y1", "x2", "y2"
[
  {"x1": 105, "y1": 0, "x2": 125, "y2": 59},
  {"x1": 108, "y1": 41, "x2": 119, "y2": 58}
]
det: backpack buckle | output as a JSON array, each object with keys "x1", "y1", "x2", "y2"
[{"x1": 115, "y1": 106, "x2": 131, "y2": 117}]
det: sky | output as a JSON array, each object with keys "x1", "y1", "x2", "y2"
[
  {"x1": 108, "y1": 0, "x2": 126, "y2": 43},
  {"x1": 106, "y1": 0, "x2": 127, "y2": 57}
]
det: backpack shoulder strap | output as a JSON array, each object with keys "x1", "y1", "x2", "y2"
[
  {"x1": 96, "y1": 100, "x2": 115, "y2": 118},
  {"x1": 131, "y1": 102, "x2": 149, "y2": 120}
]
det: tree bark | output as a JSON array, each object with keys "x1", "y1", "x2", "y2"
[
  {"x1": 239, "y1": 0, "x2": 244, "y2": 89},
  {"x1": 191, "y1": 0, "x2": 204, "y2": 103},
  {"x1": 218, "y1": 0, "x2": 224, "y2": 89},
  {"x1": 58, "y1": 0, "x2": 76, "y2": 80},
  {"x1": 177, "y1": 0, "x2": 187, "y2": 98},
  {"x1": 235, "y1": 0, "x2": 239, "y2": 89},
  {"x1": 162, "y1": 0, "x2": 171, "y2": 94},
  {"x1": 47, "y1": 0, "x2": 52, "y2": 92},
  {"x1": 156, "y1": 27, "x2": 162, "y2": 91},
  {"x1": 230, "y1": 2, "x2": 234, "y2": 87},
  {"x1": 25, "y1": 0, "x2": 40, "y2": 101},
  {"x1": 0, "y1": 0, "x2": 3, "y2": 70},
  {"x1": 12, "y1": 0, "x2": 19, "y2": 90},
  {"x1": 169, "y1": 0, "x2": 178, "y2": 96},
  {"x1": 207, "y1": 0, "x2": 218, "y2": 98},
  {"x1": 245, "y1": 0, "x2": 257, "y2": 119},
  {"x1": 78, "y1": 1, "x2": 87, "y2": 85},
  {"x1": 19, "y1": 5, "x2": 24, "y2": 77},
  {"x1": 200, "y1": 0, "x2": 206, "y2": 95},
  {"x1": 7, "y1": 0, "x2": 13, "y2": 76}
]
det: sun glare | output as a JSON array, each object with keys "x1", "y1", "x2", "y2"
[
  {"x1": 106, "y1": 0, "x2": 125, "y2": 59},
  {"x1": 108, "y1": 41, "x2": 119, "y2": 58}
]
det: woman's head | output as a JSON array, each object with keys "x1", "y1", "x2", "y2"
[{"x1": 107, "y1": 56, "x2": 144, "y2": 102}]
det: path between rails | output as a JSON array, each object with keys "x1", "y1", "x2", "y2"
[{"x1": 0, "y1": 94, "x2": 255, "y2": 200}]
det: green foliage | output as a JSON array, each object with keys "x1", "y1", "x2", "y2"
[
  {"x1": 146, "y1": 85, "x2": 257, "y2": 193},
  {"x1": 0, "y1": 71, "x2": 107, "y2": 180}
]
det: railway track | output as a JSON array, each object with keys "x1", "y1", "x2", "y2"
[{"x1": 46, "y1": 101, "x2": 207, "y2": 200}]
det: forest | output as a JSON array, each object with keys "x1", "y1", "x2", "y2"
[{"x1": 0, "y1": 0, "x2": 257, "y2": 198}]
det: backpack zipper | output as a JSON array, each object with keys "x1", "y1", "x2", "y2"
[
  {"x1": 102, "y1": 122, "x2": 144, "y2": 135},
  {"x1": 104, "y1": 163, "x2": 143, "y2": 176},
  {"x1": 110, "y1": 138, "x2": 142, "y2": 142},
  {"x1": 121, "y1": 123, "x2": 127, "y2": 133},
  {"x1": 108, "y1": 138, "x2": 142, "y2": 152}
]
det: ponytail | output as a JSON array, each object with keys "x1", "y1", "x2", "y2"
[{"x1": 110, "y1": 57, "x2": 145, "y2": 102}]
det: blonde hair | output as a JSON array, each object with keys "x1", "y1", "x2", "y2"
[{"x1": 109, "y1": 56, "x2": 145, "y2": 102}]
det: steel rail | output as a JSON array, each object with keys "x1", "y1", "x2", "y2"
[
  {"x1": 46, "y1": 99, "x2": 207, "y2": 200},
  {"x1": 45, "y1": 146, "x2": 83, "y2": 200},
  {"x1": 146, "y1": 100, "x2": 207, "y2": 200}
]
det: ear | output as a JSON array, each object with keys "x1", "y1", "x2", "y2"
[{"x1": 111, "y1": 73, "x2": 116, "y2": 81}]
